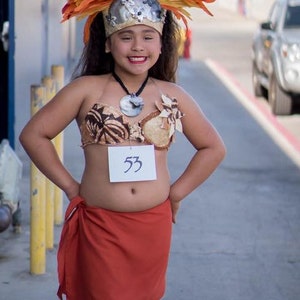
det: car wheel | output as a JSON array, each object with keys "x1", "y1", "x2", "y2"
[
  {"x1": 252, "y1": 62, "x2": 264, "y2": 97},
  {"x1": 269, "y1": 74, "x2": 292, "y2": 115}
]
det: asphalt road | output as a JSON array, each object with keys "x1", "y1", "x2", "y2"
[
  {"x1": 163, "y1": 7, "x2": 300, "y2": 300},
  {"x1": 164, "y1": 59, "x2": 300, "y2": 300},
  {"x1": 188, "y1": 7, "x2": 300, "y2": 143}
]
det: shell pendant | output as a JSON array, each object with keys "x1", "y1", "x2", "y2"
[{"x1": 119, "y1": 94, "x2": 144, "y2": 117}]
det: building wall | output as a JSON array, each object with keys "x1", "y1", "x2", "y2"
[
  {"x1": 14, "y1": 0, "x2": 74, "y2": 153},
  {"x1": 215, "y1": 0, "x2": 275, "y2": 21}
]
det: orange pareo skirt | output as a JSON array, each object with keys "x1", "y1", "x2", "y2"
[{"x1": 57, "y1": 196, "x2": 172, "y2": 300}]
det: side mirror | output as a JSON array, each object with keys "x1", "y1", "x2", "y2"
[
  {"x1": 1, "y1": 21, "x2": 9, "y2": 52},
  {"x1": 260, "y1": 21, "x2": 274, "y2": 30}
]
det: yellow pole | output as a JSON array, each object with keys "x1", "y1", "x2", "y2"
[
  {"x1": 45, "y1": 179, "x2": 54, "y2": 249},
  {"x1": 30, "y1": 85, "x2": 46, "y2": 274},
  {"x1": 42, "y1": 76, "x2": 56, "y2": 99},
  {"x1": 41, "y1": 76, "x2": 56, "y2": 249},
  {"x1": 51, "y1": 65, "x2": 65, "y2": 225},
  {"x1": 51, "y1": 65, "x2": 64, "y2": 91}
]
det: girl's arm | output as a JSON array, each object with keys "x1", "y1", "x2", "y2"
[
  {"x1": 19, "y1": 79, "x2": 85, "y2": 200},
  {"x1": 169, "y1": 87, "x2": 226, "y2": 222}
]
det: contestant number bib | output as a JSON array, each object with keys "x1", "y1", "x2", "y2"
[{"x1": 108, "y1": 145, "x2": 157, "y2": 182}]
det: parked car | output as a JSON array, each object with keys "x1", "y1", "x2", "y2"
[{"x1": 251, "y1": 0, "x2": 300, "y2": 115}]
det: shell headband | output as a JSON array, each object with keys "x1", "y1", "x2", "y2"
[
  {"x1": 103, "y1": 0, "x2": 166, "y2": 37},
  {"x1": 62, "y1": 0, "x2": 216, "y2": 43}
]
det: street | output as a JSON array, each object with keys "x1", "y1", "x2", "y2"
[
  {"x1": 165, "y1": 59, "x2": 300, "y2": 300},
  {"x1": 164, "y1": 7, "x2": 300, "y2": 300},
  {"x1": 188, "y1": 7, "x2": 300, "y2": 143},
  {"x1": 1, "y1": 6, "x2": 300, "y2": 300}
]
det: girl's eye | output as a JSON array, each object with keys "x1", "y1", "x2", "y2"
[
  {"x1": 144, "y1": 36, "x2": 153, "y2": 40},
  {"x1": 120, "y1": 35, "x2": 132, "y2": 40}
]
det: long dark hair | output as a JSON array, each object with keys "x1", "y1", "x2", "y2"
[{"x1": 72, "y1": 11, "x2": 180, "y2": 82}]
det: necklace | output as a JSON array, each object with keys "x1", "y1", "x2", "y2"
[{"x1": 113, "y1": 71, "x2": 149, "y2": 117}]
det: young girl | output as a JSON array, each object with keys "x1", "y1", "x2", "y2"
[{"x1": 19, "y1": 0, "x2": 225, "y2": 299}]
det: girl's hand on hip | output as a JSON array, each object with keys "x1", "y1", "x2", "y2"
[
  {"x1": 170, "y1": 199, "x2": 181, "y2": 224},
  {"x1": 65, "y1": 182, "x2": 81, "y2": 201}
]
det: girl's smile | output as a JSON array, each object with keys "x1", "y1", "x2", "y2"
[{"x1": 128, "y1": 56, "x2": 148, "y2": 64}]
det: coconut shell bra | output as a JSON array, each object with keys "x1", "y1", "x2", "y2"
[{"x1": 80, "y1": 94, "x2": 184, "y2": 150}]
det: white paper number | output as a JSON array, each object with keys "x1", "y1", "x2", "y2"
[{"x1": 108, "y1": 145, "x2": 157, "y2": 182}]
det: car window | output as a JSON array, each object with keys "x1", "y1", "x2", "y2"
[
  {"x1": 284, "y1": 5, "x2": 300, "y2": 27},
  {"x1": 268, "y1": 3, "x2": 282, "y2": 29}
]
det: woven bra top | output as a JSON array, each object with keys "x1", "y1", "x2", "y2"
[{"x1": 79, "y1": 94, "x2": 184, "y2": 150}]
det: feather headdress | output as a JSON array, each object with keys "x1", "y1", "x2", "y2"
[{"x1": 62, "y1": 0, "x2": 215, "y2": 43}]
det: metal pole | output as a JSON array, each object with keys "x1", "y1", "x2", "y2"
[
  {"x1": 51, "y1": 65, "x2": 64, "y2": 91},
  {"x1": 41, "y1": 76, "x2": 55, "y2": 249},
  {"x1": 30, "y1": 85, "x2": 46, "y2": 274},
  {"x1": 51, "y1": 65, "x2": 64, "y2": 225},
  {"x1": 8, "y1": 0, "x2": 15, "y2": 148}
]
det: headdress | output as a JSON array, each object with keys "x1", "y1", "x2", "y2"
[{"x1": 62, "y1": 0, "x2": 215, "y2": 43}]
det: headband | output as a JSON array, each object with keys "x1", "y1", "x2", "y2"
[
  {"x1": 62, "y1": 0, "x2": 216, "y2": 43},
  {"x1": 103, "y1": 0, "x2": 166, "y2": 37}
]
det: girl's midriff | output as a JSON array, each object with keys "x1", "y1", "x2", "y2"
[{"x1": 79, "y1": 143, "x2": 171, "y2": 212}]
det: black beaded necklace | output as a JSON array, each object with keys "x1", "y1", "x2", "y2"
[{"x1": 113, "y1": 71, "x2": 149, "y2": 117}]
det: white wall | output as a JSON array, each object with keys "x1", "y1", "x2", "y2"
[
  {"x1": 14, "y1": 0, "x2": 73, "y2": 153},
  {"x1": 48, "y1": 1, "x2": 77, "y2": 72},
  {"x1": 215, "y1": 0, "x2": 275, "y2": 21}
]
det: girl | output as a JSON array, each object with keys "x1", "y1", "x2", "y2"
[{"x1": 19, "y1": 0, "x2": 225, "y2": 299}]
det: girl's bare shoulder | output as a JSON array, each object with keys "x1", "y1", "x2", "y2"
[
  {"x1": 152, "y1": 78, "x2": 192, "y2": 103},
  {"x1": 69, "y1": 74, "x2": 111, "y2": 93},
  {"x1": 53, "y1": 74, "x2": 112, "y2": 109},
  {"x1": 45, "y1": 74, "x2": 111, "y2": 116}
]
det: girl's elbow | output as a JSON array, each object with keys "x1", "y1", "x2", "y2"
[
  {"x1": 217, "y1": 140, "x2": 226, "y2": 163},
  {"x1": 19, "y1": 129, "x2": 27, "y2": 147},
  {"x1": 19, "y1": 127, "x2": 33, "y2": 150}
]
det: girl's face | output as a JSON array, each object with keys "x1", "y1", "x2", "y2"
[{"x1": 106, "y1": 24, "x2": 162, "y2": 76}]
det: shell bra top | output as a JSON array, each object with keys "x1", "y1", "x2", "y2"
[{"x1": 80, "y1": 94, "x2": 184, "y2": 150}]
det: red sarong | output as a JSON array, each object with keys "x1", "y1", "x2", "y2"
[{"x1": 57, "y1": 196, "x2": 172, "y2": 300}]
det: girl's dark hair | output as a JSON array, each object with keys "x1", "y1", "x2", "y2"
[
  {"x1": 149, "y1": 11, "x2": 180, "y2": 82},
  {"x1": 72, "y1": 12, "x2": 113, "y2": 79},
  {"x1": 72, "y1": 10, "x2": 180, "y2": 82}
]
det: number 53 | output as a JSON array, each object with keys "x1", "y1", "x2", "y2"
[{"x1": 123, "y1": 156, "x2": 143, "y2": 173}]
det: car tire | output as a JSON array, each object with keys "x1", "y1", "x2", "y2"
[
  {"x1": 252, "y1": 62, "x2": 264, "y2": 97},
  {"x1": 269, "y1": 74, "x2": 292, "y2": 115}
]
